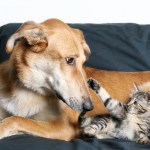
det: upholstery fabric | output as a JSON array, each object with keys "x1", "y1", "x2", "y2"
[{"x1": 0, "y1": 23, "x2": 150, "y2": 149}]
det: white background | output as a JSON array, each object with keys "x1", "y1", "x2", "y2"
[{"x1": 1, "y1": 0, "x2": 150, "y2": 26}]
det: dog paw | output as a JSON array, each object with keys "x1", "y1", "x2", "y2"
[
  {"x1": 87, "y1": 78, "x2": 101, "y2": 93},
  {"x1": 0, "y1": 116, "x2": 19, "y2": 139}
]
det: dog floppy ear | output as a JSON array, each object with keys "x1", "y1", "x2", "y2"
[
  {"x1": 82, "y1": 41, "x2": 91, "y2": 60},
  {"x1": 73, "y1": 29, "x2": 91, "y2": 59},
  {"x1": 6, "y1": 21, "x2": 48, "y2": 53}
]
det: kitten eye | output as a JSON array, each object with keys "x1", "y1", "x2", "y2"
[
  {"x1": 65, "y1": 57, "x2": 75, "y2": 65},
  {"x1": 134, "y1": 101, "x2": 137, "y2": 105}
]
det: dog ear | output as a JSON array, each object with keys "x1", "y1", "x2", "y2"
[
  {"x1": 6, "y1": 21, "x2": 48, "y2": 53},
  {"x1": 73, "y1": 29, "x2": 91, "y2": 59},
  {"x1": 82, "y1": 41, "x2": 91, "y2": 60}
]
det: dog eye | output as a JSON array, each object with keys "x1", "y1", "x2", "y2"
[{"x1": 65, "y1": 57, "x2": 75, "y2": 65}]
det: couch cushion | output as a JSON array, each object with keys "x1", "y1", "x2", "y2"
[
  {"x1": 0, "y1": 135, "x2": 149, "y2": 150},
  {"x1": 1, "y1": 23, "x2": 150, "y2": 71},
  {"x1": 0, "y1": 23, "x2": 21, "y2": 62},
  {"x1": 70, "y1": 23, "x2": 150, "y2": 71}
]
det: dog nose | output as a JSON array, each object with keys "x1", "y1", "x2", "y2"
[{"x1": 83, "y1": 98, "x2": 93, "y2": 111}]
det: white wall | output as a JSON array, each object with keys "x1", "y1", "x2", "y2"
[{"x1": 1, "y1": 0, "x2": 150, "y2": 26}]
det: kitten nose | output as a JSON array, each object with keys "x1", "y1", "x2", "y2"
[{"x1": 83, "y1": 98, "x2": 93, "y2": 111}]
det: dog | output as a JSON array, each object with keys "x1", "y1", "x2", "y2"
[
  {"x1": 0, "y1": 18, "x2": 150, "y2": 141},
  {"x1": 0, "y1": 18, "x2": 93, "y2": 140}
]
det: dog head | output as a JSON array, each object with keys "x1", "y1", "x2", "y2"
[{"x1": 6, "y1": 18, "x2": 93, "y2": 112}]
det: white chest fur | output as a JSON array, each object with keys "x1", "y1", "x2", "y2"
[{"x1": 0, "y1": 87, "x2": 58, "y2": 118}]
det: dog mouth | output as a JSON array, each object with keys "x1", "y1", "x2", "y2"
[
  {"x1": 78, "y1": 111, "x2": 87, "y2": 126},
  {"x1": 46, "y1": 79, "x2": 83, "y2": 112},
  {"x1": 55, "y1": 92, "x2": 65, "y2": 102},
  {"x1": 55, "y1": 92, "x2": 83, "y2": 112},
  {"x1": 69, "y1": 97, "x2": 83, "y2": 112}
]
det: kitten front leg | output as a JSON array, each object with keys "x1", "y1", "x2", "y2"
[
  {"x1": 87, "y1": 78, "x2": 111, "y2": 106},
  {"x1": 87, "y1": 78, "x2": 113, "y2": 103},
  {"x1": 87, "y1": 78, "x2": 101, "y2": 93},
  {"x1": 136, "y1": 136, "x2": 150, "y2": 144},
  {"x1": 83, "y1": 124, "x2": 99, "y2": 137},
  {"x1": 136, "y1": 132, "x2": 150, "y2": 144},
  {"x1": 87, "y1": 78, "x2": 127, "y2": 119},
  {"x1": 81, "y1": 117, "x2": 109, "y2": 137}
]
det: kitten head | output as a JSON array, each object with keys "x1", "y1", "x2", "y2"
[{"x1": 127, "y1": 83, "x2": 150, "y2": 114}]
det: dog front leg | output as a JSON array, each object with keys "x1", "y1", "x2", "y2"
[{"x1": 0, "y1": 116, "x2": 78, "y2": 141}]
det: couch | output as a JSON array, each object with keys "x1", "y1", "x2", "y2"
[{"x1": 0, "y1": 22, "x2": 150, "y2": 150}]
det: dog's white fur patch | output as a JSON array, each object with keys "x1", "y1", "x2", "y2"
[{"x1": 1, "y1": 88, "x2": 48, "y2": 117}]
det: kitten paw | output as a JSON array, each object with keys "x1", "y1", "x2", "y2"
[
  {"x1": 83, "y1": 124, "x2": 98, "y2": 136},
  {"x1": 136, "y1": 137, "x2": 150, "y2": 144},
  {"x1": 87, "y1": 78, "x2": 101, "y2": 93}
]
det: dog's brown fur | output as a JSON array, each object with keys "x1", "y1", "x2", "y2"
[
  {"x1": 0, "y1": 18, "x2": 150, "y2": 141},
  {"x1": 85, "y1": 68, "x2": 150, "y2": 116}
]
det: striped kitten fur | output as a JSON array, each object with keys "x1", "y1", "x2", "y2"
[{"x1": 80, "y1": 78, "x2": 150, "y2": 144}]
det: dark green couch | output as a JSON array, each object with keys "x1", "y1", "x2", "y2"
[{"x1": 0, "y1": 23, "x2": 150, "y2": 150}]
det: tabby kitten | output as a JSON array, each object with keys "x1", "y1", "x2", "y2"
[{"x1": 80, "y1": 78, "x2": 150, "y2": 144}]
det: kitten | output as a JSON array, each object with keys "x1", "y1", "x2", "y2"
[{"x1": 79, "y1": 78, "x2": 150, "y2": 144}]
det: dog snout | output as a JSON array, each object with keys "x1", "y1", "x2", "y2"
[{"x1": 83, "y1": 98, "x2": 93, "y2": 111}]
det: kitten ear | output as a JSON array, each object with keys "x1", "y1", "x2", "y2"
[
  {"x1": 133, "y1": 83, "x2": 141, "y2": 92},
  {"x1": 147, "y1": 92, "x2": 150, "y2": 101}
]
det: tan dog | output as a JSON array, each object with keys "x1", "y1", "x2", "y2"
[
  {"x1": 0, "y1": 18, "x2": 150, "y2": 141},
  {"x1": 0, "y1": 19, "x2": 93, "y2": 140}
]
